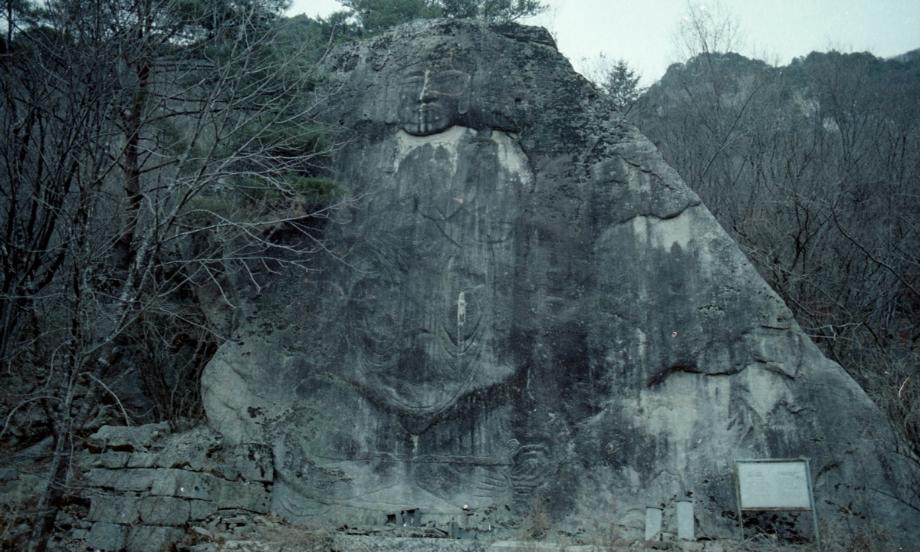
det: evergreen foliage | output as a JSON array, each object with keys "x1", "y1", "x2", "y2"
[
  {"x1": 339, "y1": 0, "x2": 546, "y2": 34},
  {"x1": 600, "y1": 59, "x2": 643, "y2": 113}
]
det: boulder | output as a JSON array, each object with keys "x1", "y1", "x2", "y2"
[
  {"x1": 88, "y1": 495, "x2": 140, "y2": 524},
  {"x1": 201, "y1": 19, "x2": 920, "y2": 544},
  {"x1": 88, "y1": 423, "x2": 169, "y2": 451},
  {"x1": 87, "y1": 522, "x2": 127, "y2": 551},
  {"x1": 137, "y1": 496, "x2": 192, "y2": 525},
  {"x1": 125, "y1": 525, "x2": 184, "y2": 552}
]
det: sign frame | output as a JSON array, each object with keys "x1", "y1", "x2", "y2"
[{"x1": 734, "y1": 458, "x2": 820, "y2": 550}]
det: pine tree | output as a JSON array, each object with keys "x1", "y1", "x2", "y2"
[{"x1": 602, "y1": 59, "x2": 643, "y2": 113}]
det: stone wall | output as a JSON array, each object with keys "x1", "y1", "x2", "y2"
[
  {"x1": 80, "y1": 423, "x2": 272, "y2": 552},
  {"x1": 68, "y1": 423, "x2": 821, "y2": 550}
]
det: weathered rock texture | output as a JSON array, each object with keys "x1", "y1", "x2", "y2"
[
  {"x1": 201, "y1": 19, "x2": 920, "y2": 543},
  {"x1": 81, "y1": 423, "x2": 272, "y2": 551}
]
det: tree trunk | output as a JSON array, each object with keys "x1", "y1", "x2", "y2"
[
  {"x1": 25, "y1": 413, "x2": 73, "y2": 552},
  {"x1": 114, "y1": 58, "x2": 150, "y2": 273}
]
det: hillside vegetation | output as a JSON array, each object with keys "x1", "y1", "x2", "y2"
[{"x1": 630, "y1": 49, "x2": 920, "y2": 462}]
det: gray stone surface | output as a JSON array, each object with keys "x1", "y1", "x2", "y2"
[
  {"x1": 152, "y1": 426, "x2": 223, "y2": 471},
  {"x1": 336, "y1": 535, "x2": 488, "y2": 551},
  {"x1": 189, "y1": 499, "x2": 218, "y2": 521},
  {"x1": 200, "y1": 18, "x2": 920, "y2": 544},
  {"x1": 126, "y1": 452, "x2": 158, "y2": 468},
  {"x1": 138, "y1": 496, "x2": 192, "y2": 525},
  {"x1": 149, "y1": 468, "x2": 216, "y2": 499},
  {"x1": 87, "y1": 522, "x2": 127, "y2": 551},
  {"x1": 89, "y1": 422, "x2": 169, "y2": 451},
  {"x1": 126, "y1": 525, "x2": 184, "y2": 552},
  {"x1": 85, "y1": 468, "x2": 157, "y2": 491},
  {"x1": 214, "y1": 479, "x2": 271, "y2": 513},
  {"x1": 86, "y1": 451, "x2": 131, "y2": 469},
  {"x1": 224, "y1": 443, "x2": 273, "y2": 482},
  {"x1": 88, "y1": 495, "x2": 140, "y2": 524}
]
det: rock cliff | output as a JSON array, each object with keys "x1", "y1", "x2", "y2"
[{"x1": 201, "y1": 19, "x2": 920, "y2": 544}]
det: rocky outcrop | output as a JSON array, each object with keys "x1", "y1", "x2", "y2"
[
  {"x1": 80, "y1": 423, "x2": 272, "y2": 552},
  {"x1": 200, "y1": 19, "x2": 920, "y2": 545}
]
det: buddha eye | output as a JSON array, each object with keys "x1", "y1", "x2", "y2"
[
  {"x1": 401, "y1": 79, "x2": 424, "y2": 93},
  {"x1": 400, "y1": 74, "x2": 425, "y2": 92},
  {"x1": 429, "y1": 70, "x2": 469, "y2": 95}
]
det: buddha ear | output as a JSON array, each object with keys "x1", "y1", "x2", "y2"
[
  {"x1": 458, "y1": 75, "x2": 471, "y2": 114},
  {"x1": 385, "y1": 76, "x2": 399, "y2": 124}
]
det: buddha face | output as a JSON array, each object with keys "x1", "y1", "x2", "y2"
[{"x1": 397, "y1": 68, "x2": 471, "y2": 135}]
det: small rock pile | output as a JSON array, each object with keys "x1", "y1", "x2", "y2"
[{"x1": 80, "y1": 422, "x2": 272, "y2": 552}]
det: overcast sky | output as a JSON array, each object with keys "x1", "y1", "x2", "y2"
[{"x1": 288, "y1": 1, "x2": 920, "y2": 85}]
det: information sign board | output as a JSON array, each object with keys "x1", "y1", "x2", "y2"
[
  {"x1": 734, "y1": 458, "x2": 820, "y2": 550},
  {"x1": 736, "y1": 460, "x2": 812, "y2": 510}
]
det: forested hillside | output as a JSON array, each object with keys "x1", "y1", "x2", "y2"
[{"x1": 630, "y1": 49, "x2": 920, "y2": 460}]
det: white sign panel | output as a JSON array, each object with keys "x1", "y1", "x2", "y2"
[
  {"x1": 676, "y1": 501, "x2": 695, "y2": 540},
  {"x1": 736, "y1": 460, "x2": 812, "y2": 510}
]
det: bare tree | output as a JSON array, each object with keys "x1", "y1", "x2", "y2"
[
  {"x1": 672, "y1": 0, "x2": 743, "y2": 61},
  {"x1": 1, "y1": 1, "x2": 343, "y2": 549},
  {"x1": 633, "y1": 38, "x2": 920, "y2": 484}
]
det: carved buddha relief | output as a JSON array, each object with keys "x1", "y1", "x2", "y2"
[
  {"x1": 396, "y1": 65, "x2": 471, "y2": 135},
  {"x1": 337, "y1": 61, "x2": 527, "y2": 430},
  {"x1": 272, "y1": 51, "x2": 553, "y2": 526}
]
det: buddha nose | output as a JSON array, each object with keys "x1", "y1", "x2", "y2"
[{"x1": 418, "y1": 70, "x2": 436, "y2": 103}]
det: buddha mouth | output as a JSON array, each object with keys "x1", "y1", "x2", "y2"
[
  {"x1": 413, "y1": 105, "x2": 444, "y2": 121},
  {"x1": 404, "y1": 109, "x2": 449, "y2": 135}
]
